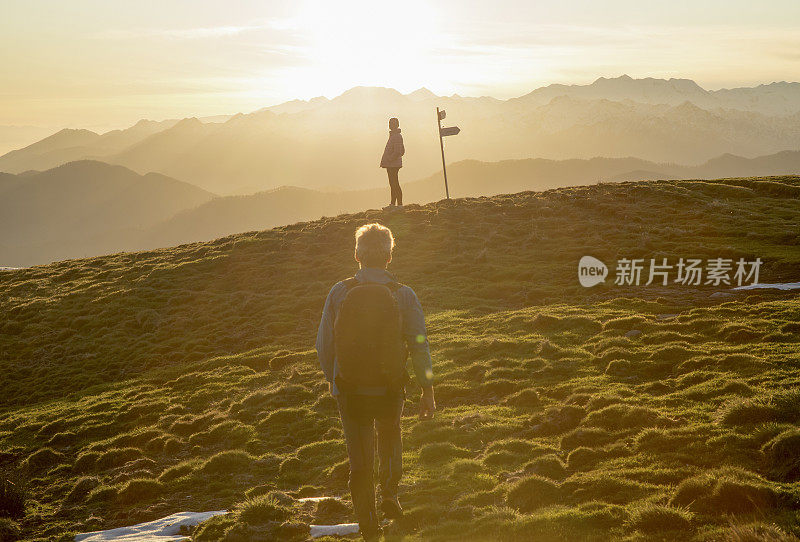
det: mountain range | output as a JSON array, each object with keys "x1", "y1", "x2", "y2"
[
  {"x1": 3, "y1": 149, "x2": 799, "y2": 267},
  {"x1": 2, "y1": 76, "x2": 799, "y2": 195},
  {"x1": 0, "y1": 161, "x2": 212, "y2": 266}
]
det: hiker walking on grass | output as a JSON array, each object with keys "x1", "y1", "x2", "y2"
[
  {"x1": 380, "y1": 118, "x2": 405, "y2": 209},
  {"x1": 316, "y1": 223, "x2": 435, "y2": 541}
]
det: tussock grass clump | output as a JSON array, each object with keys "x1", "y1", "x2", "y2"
[
  {"x1": 563, "y1": 473, "x2": 651, "y2": 504},
  {"x1": 604, "y1": 359, "x2": 635, "y2": 377},
  {"x1": 193, "y1": 494, "x2": 308, "y2": 542},
  {"x1": 567, "y1": 447, "x2": 605, "y2": 470},
  {"x1": 200, "y1": 450, "x2": 256, "y2": 476},
  {"x1": 723, "y1": 521, "x2": 800, "y2": 542},
  {"x1": 560, "y1": 427, "x2": 615, "y2": 451},
  {"x1": 584, "y1": 404, "x2": 670, "y2": 431},
  {"x1": 295, "y1": 439, "x2": 346, "y2": 465},
  {"x1": 116, "y1": 477, "x2": 162, "y2": 504},
  {"x1": 504, "y1": 388, "x2": 540, "y2": 408},
  {"x1": 188, "y1": 420, "x2": 256, "y2": 448},
  {"x1": 456, "y1": 487, "x2": 506, "y2": 508},
  {"x1": 0, "y1": 518, "x2": 21, "y2": 542},
  {"x1": 95, "y1": 447, "x2": 142, "y2": 471},
  {"x1": 419, "y1": 442, "x2": 472, "y2": 465},
  {"x1": 312, "y1": 497, "x2": 350, "y2": 525},
  {"x1": 720, "y1": 391, "x2": 800, "y2": 428},
  {"x1": 625, "y1": 503, "x2": 694, "y2": 534},
  {"x1": 771, "y1": 390, "x2": 800, "y2": 422},
  {"x1": 450, "y1": 459, "x2": 483, "y2": 476},
  {"x1": 479, "y1": 378, "x2": 519, "y2": 398},
  {"x1": 191, "y1": 513, "x2": 237, "y2": 541},
  {"x1": 0, "y1": 471, "x2": 26, "y2": 518},
  {"x1": 22, "y1": 447, "x2": 63, "y2": 473},
  {"x1": 108, "y1": 428, "x2": 163, "y2": 449},
  {"x1": 158, "y1": 459, "x2": 201, "y2": 483},
  {"x1": 169, "y1": 413, "x2": 215, "y2": 437},
  {"x1": 278, "y1": 457, "x2": 306, "y2": 483},
  {"x1": 635, "y1": 427, "x2": 701, "y2": 455},
  {"x1": 532, "y1": 405, "x2": 586, "y2": 436},
  {"x1": 86, "y1": 484, "x2": 117, "y2": 504},
  {"x1": 671, "y1": 468, "x2": 779, "y2": 515},
  {"x1": 236, "y1": 494, "x2": 290, "y2": 525},
  {"x1": 64, "y1": 476, "x2": 100, "y2": 503},
  {"x1": 524, "y1": 454, "x2": 567, "y2": 481},
  {"x1": 720, "y1": 398, "x2": 779, "y2": 426},
  {"x1": 603, "y1": 315, "x2": 650, "y2": 331},
  {"x1": 162, "y1": 437, "x2": 183, "y2": 455},
  {"x1": 485, "y1": 439, "x2": 537, "y2": 456},
  {"x1": 761, "y1": 429, "x2": 800, "y2": 482},
  {"x1": 46, "y1": 431, "x2": 78, "y2": 448},
  {"x1": 506, "y1": 474, "x2": 560, "y2": 512},
  {"x1": 483, "y1": 450, "x2": 525, "y2": 469},
  {"x1": 395, "y1": 503, "x2": 447, "y2": 531}
]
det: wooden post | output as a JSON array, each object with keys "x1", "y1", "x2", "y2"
[{"x1": 437, "y1": 107, "x2": 450, "y2": 200}]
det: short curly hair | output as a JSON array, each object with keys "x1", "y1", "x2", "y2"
[{"x1": 354, "y1": 223, "x2": 394, "y2": 267}]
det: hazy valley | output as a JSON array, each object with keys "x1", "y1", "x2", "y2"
[{"x1": 2, "y1": 147, "x2": 800, "y2": 267}]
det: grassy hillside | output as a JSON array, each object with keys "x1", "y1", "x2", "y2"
[
  {"x1": 0, "y1": 176, "x2": 799, "y2": 541},
  {"x1": 147, "y1": 151, "x2": 800, "y2": 250}
]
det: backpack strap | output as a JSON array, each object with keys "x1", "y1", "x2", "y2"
[
  {"x1": 343, "y1": 276, "x2": 403, "y2": 293},
  {"x1": 385, "y1": 281, "x2": 403, "y2": 293},
  {"x1": 342, "y1": 277, "x2": 359, "y2": 290}
]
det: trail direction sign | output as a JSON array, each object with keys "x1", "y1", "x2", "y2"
[{"x1": 436, "y1": 107, "x2": 461, "y2": 199}]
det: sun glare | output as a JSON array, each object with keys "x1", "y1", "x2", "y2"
[{"x1": 293, "y1": 0, "x2": 443, "y2": 95}]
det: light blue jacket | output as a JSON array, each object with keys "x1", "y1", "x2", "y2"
[{"x1": 315, "y1": 267, "x2": 433, "y2": 395}]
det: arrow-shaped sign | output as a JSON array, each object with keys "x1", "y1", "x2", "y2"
[{"x1": 436, "y1": 106, "x2": 461, "y2": 200}]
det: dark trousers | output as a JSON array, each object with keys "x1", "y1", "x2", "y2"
[
  {"x1": 386, "y1": 167, "x2": 402, "y2": 205},
  {"x1": 336, "y1": 391, "x2": 404, "y2": 535}
]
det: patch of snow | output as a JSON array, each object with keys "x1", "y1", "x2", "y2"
[
  {"x1": 310, "y1": 523, "x2": 360, "y2": 538},
  {"x1": 298, "y1": 496, "x2": 334, "y2": 503},
  {"x1": 710, "y1": 291, "x2": 734, "y2": 298},
  {"x1": 298, "y1": 496, "x2": 359, "y2": 538},
  {"x1": 74, "y1": 510, "x2": 227, "y2": 542},
  {"x1": 734, "y1": 282, "x2": 800, "y2": 291}
]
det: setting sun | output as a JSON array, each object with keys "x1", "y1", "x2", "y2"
[{"x1": 292, "y1": 0, "x2": 443, "y2": 95}]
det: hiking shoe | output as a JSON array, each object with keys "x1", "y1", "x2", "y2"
[
  {"x1": 360, "y1": 526, "x2": 383, "y2": 541},
  {"x1": 382, "y1": 204, "x2": 395, "y2": 210},
  {"x1": 380, "y1": 496, "x2": 403, "y2": 520}
]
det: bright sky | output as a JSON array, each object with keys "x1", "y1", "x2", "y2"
[{"x1": 2, "y1": 0, "x2": 799, "y2": 129}]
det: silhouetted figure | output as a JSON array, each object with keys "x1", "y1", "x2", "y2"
[
  {"x1": 380, "y1": 118, "x2": 405, "y2": 209},
  {"x1": 316, "y1": 223, "x2": 436, "y2": 541}
]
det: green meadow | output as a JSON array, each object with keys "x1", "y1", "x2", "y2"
[{"x1": 1, "y1": 176, "x2": 799, "y2": 541}]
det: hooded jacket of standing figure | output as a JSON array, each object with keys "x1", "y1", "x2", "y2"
[{"x1": 380, "y1": 126, "x2": 404, "y2": 169}]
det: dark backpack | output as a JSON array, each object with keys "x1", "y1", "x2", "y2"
[{"x1": 334, "y1": 278, "x2": 408, "y2": 393}]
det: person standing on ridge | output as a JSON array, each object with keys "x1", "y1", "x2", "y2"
[
  {"x1": 316, "y1": 223, "x2": 436, "y2": 541},
  {"x1": 380, "y1": 117, "x2": 405, "y2": 210}
]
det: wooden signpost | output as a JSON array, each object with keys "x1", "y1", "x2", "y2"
[{"x1": 436, "y1": 107, "x2": 460, "y2": 199}]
